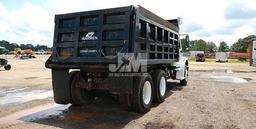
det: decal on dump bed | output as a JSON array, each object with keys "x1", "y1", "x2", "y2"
[
  {"x1": 79, "y1": 47, "x2": 98, "y2": 57},
  {"x1": 80, "y1": 32, "x2": 98, "y2": 41}
]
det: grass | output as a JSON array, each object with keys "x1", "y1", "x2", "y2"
[
  {"x1": 188, "y1": 58, "x2": 249, "y2": 63},
  {"x1": 228, "y1": 59, "x2": 248, "y2": 63}
]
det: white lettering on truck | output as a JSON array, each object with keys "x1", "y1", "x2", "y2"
[{"x1": 81, "y1": 32, "x2": 98, "y2": 41}]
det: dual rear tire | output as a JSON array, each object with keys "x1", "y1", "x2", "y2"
[
  {"x1": 132, "y1": 73, "x2": 153, "y2": 113},
  {"x1": 152, "y1": 70, "x2": 167, "y2": 103},
  {"x1": 132, "y1": 70, "x2": 167, "y2": 113},
  {"x1": 69, "y1": 70, "x2": 167, "y2": 113}
]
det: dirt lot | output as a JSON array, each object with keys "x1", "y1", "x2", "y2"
[
  {"x1": 0, "y1": 55, "x2": 51, "y2": 89},
  {"x1": 0, "y1": 55, "x2": 256, "y2": 129}
]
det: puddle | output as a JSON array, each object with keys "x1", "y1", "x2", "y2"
[
  {"x1": 19, "y1": 104, "x2": 70, "y2": 122},
  {"x1": 0, "y1": 87, "x2": 28, "y2": 97},
  {"x1": 209, "y1": 76, "x2": 248, "y2": 83},
  {"x1": 0, "y1": 98, "x2": 139, "y2": 129},
  {"x1": 0, "y1": 89, "x2": 53, "y2": 106},
  {"x1": 0, "y1": 102, "x2": 62, "y2": 126}
]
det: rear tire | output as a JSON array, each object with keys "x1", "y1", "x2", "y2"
[
  {"x1": 132, "y1": 73, "x2": 153, "y2": 113},
  {"x1": 152, "y1": 70, "x2": 167, "y2": 103},
  {"x1": 4, "y1": 64, "x2": 11, "y2": 70},
  {"x1": 180, "y1": 66, "x2": 188, "y2": 86},
  {"x1": 70, "y1": 72, "x2": 94, "y2": 106}
]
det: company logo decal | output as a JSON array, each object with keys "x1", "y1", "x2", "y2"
[{"x1": 81, "y1": 32, "x2": 98, "y2": 41}]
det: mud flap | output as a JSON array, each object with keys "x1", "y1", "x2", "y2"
[
  {"x1": 52, "y1": 69, "x2": 70, "y2": 104},
  {"x1": 108, "y1": 75, "x2": 133, "y2": 94}
]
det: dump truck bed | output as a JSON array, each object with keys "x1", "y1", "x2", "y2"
[{"x1": 46, "y1": 5, "x2": 180, "y2": 69}]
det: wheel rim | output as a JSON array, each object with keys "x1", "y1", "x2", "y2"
[
  {"x1": 142, "y1": 81, "x2": 152, "y2": 105},
  {"x1": 159, "y1": 77, "x2": 166, "y2": 97}
]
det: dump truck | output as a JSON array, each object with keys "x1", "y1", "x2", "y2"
[{"x1": 46, "y1": 5, "x2": 189, "y2": 113}]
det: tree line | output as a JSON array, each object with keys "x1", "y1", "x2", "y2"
[
  {"x1": 1, "y1": 34, "x2": 255, "y2": 53},
  {"x1": 181, "y1": 35, "x2": 256, "y2": 53},
  {"x1": 0, "y1": 40, "x2": 52, "y2": 51}
]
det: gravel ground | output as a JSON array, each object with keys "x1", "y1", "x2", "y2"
[{"x1": 0, "y1": 56, "x2": 256, "y2": 129}]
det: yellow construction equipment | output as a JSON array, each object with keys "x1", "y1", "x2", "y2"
[{"x1": 14, "y1": 48, "x2": 22, "y2": 57}]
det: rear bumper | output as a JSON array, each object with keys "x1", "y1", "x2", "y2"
[
  {"x1": 45, "y1": 55, "x2": 114, "y2": 71},
  {"x1": 46, "y1": 55, "x2": 178, "y2": 70}
]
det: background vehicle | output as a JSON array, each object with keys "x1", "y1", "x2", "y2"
[
  {"x1": 14, "y1": 48, "x2": 22, "y2": 57},
  {"x1": 14, "y1": 48, "x2": 36, "y2": 59},
  {"x1": 216, "y1": 52, "x2": 228, "y2": 62},
  {"x1": 46, "y1": 5, "x2": 189, "y2": 113},
  {"x1": 0, "y1": 47, "x2": 11, "y2": 70},
  {"x1": 195, "y1": 52, "x2": 205, "y2": 62},
  {"x1": 20, "y1": 49, "x2": 36, "y2": 59}
]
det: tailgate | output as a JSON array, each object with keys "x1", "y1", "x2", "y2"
[{"x1": 52, "y1": 6, "x2": 134, "y2": 64}]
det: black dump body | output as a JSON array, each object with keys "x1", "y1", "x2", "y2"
[{"x1": 46, "y1": 5, "x2": 180, "y2": 70}]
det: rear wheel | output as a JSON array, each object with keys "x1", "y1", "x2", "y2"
[
  {"x1": 152, "y1": 70, "x2": 167, "y2": 103},
  {"x1": 70, "y1": 72, "x2": 94, "y2": 106},
  {"x1": 132, "y1": 73, "x2": 153, "y2": 113},
  {"x1": 4, "y1": 64, "x2": 11, "y2": 70},
  {"x1": 180, "y1": 66, "x2": 188, "y2": 86}
]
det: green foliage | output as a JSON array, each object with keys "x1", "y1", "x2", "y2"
[
  {"x1": 0, "y1": 40, "x2": 19, "y2": 52},
  {"x1": 184, "y1": 35, "x2": 255, "y2": 53},
  {"x1": 0, "y1": 40, "x2": 51, "y2": 51},
  {"x1": 180, "y1": 38, "x2": 188, "y2": 51},
  {"x1": 218, "y1": 41, "x2": 229, "y2": 52},
  {"x1": 189, "y1": 39, "x2": 208, "y2": 53},
  {"x1": 184, "y1": 39, "x2": 217, "y2": 53},
  {"x1": 231, "y1": 35, "x2": 256, "y2": 52},
  {"x1": 207, "y1": 42, "x2": 217, "y2": 53}
]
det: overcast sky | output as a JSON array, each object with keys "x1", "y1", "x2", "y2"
[{"x1": 0, "y1": 0, "x2": 255, "y2": 46}]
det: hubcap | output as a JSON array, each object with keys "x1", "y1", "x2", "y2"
[
  {"x1": 142, "y1": 81, "x2": 152, "y2": 105},
  {"x1": 159, "y1": 77, "x2": 166, "y2": 97}
]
